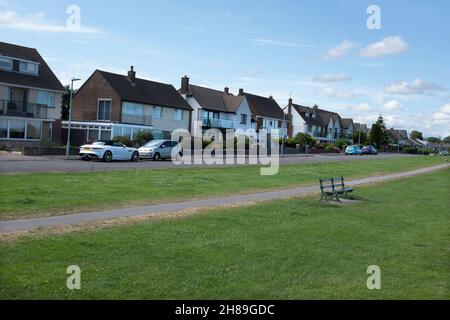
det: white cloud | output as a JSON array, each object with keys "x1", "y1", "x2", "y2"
[
  {"x1": 319, "y1": 87, "x2": 355, "y2": 99},
  {"x1": 311, "y1": 74, "x2": 351, "y2": 83},
  {"x1": 360, "y1": 36, "x2": 408, "y2": 58},
  {"x1": 0, "y1": 10, "x2": 100, "y2": 33},
  {"x1": 432, "y1": 103, "x2": 450, "y2": 121},
  {"x1": 347, "y1": 103, "x2": 373, "y2": 112},
  {"x1": 382, "y1": 100, "x2": 402, "y2": 111},
  {"x1": 249, "y1": 38, "x2": 315, "y2": 48},
  {"x1": 384, "y1": 78, "x2": 445, "y2": 95},
  {"x1": 324, "y1": 40, "x2": 359, "y2": 60}
]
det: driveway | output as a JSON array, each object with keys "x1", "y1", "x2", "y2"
[{"x1": 0, "y1": 152, "x2": 414, "y2": 174}]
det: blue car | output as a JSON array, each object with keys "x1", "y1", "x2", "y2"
[{"x1": 345, "y1": 145, "x2": 362, "y2": 155}]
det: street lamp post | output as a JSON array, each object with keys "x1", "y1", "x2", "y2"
[{"x1": 66, "y1": 78, "x2": 81, "y2": 160}]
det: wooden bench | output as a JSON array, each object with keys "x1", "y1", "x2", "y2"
[{"x1": 319, "y1": 177, "x2": 354, "y2": 202}]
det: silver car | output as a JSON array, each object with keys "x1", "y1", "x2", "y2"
[{"x1": 138, "y1": 140, "x2": 183, "y2": 160}]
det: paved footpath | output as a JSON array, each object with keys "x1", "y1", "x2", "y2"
[{"x1": 1, "y1": 163, "x2": 448, "y2": 233}]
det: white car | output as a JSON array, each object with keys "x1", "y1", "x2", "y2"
[{"x1": 79, "y1": 140, "x2": 139, "y2": 162}]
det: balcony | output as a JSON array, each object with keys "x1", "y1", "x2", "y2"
[
  {"x1": 0, "y1": 99, "x2": 48, "y2": 118},
  {"x1": 201, "y1": 117, "x2": 236, "y2": 129},
  {"x1": 121, "y1": 114, "x2": 152, "y2": 126}
]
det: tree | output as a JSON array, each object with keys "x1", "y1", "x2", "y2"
[
  {"x1": 443, "y1": 136, "x2": 450, "y2": 144},
  {"x1": 410, "y1": 130, "x2": 423, "y2": 141},
  {"x1": 61, "y1": 85, "x2": 71, "y2": 120},
  {"x1": 369, "y1": 123, "x2": 382, "y2": 148},
  {"x1": 426, "y1": 137, "x2": 441, "y2": 144},
  {"x1": 375, "y1": 115, "x2": 391, "y2": 147},
  {"x1": 353, "y1": 131, "x2": 367, "y2": 144}
]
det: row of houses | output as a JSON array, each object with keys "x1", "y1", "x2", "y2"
[{"x1": 1, "y1": 41, "x2": 371, "y2": 147}]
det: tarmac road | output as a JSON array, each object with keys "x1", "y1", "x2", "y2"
[{"x1": 0, "y1": 152, "x2": 416, "y2": 174}]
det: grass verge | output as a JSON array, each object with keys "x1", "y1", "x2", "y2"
[
  {"x1": 0, "y1": 168, "x2": 449, "y2": 299},
  {"x1": 0, "y1": 156, "x2": 444, "y2": 220}
]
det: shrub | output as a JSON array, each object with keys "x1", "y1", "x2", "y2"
[
  {"x1": 335, "y1": 138, "x2": 351, "y2": 148},
  {"x1": 113, "y1": 136, "x2": 133, "y2": 147},
  {"x1": 325, "y1": 144, "x2": 339, "y2": 153},
  {"x1": 134, "y1": 131, "x2": 154, "y2": 147},
  {"x1": 293, "y1": 133, "x2": 316, "y2": 147},
  {"x1": 316, "y1": 143, "x2": 325, "y2": 150}
]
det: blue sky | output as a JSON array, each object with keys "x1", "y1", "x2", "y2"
[{"x1": 1, "y1": 0, "x2": 449, "y2": 137}]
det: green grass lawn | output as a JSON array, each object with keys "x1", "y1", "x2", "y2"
[
  {"x1": 1, "y1": 168, "x2": 449, "y2": 299},
  {"x1": 0, "y1": 156, "x2": 444, "y2": 220}
]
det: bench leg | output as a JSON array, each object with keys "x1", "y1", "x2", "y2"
[{"x1": 335, "y1": 193, "x2": 341, "y2": 202}]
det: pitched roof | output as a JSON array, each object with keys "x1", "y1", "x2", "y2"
[
  {"x1": 389, "y1": 129, "x2": 408, "y2": 141},
  {"x1": 243, "y1": 93, "x2": 285, "y2": 120},
  {"x1": 341, "y1": 118, "x2": 354, "y2": 129},
  {"x1": 97, "y1": 70, "x2": 192, "y2": 110},
  {"x1": 290, "y1": 104, "x2": 341, "y2": 128},
  {"x1": 187, "y1": 85, "x2": 244, "y2": 113},
  {"x1": 354, "y1": 123, "x2": 368, "y2": 132},
  {"x1": 0, "y1": 42, "x2": 64, "y2": 92},
  {"x1": 291, "y1": 104, "x2": 323, "y2": 126}
]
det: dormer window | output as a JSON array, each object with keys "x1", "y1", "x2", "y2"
[
  {"x1": 312, "y1": 113, "x2": 316, "y2": 119},
  {"x1": 19, "y1": 61, "x2": 38, "y2": 75},
  {"x1": 0, "y1": 57, "x2": 12, "y2": 70}
]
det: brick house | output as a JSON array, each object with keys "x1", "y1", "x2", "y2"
[
  {"x1": 0, "y1": 42, "x2": 65, "y2": 147},
  {"x1": 64, "y1": 67, "x2": 192, "y2": 146}
]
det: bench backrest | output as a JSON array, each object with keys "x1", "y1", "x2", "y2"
[
  {"x1": 319, "y1": 177, "x2": 346, "y2": 192},
  {"x1": 319, "y1": 178, "x2": 334, "y2": 192},
  {"x1": 332, "y1": 177, "x2": 345, "y2": 191}
]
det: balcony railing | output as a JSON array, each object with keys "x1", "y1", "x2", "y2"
[
  {"x1": 201, "y1": 118, "x2": 236, "y2": 129},
  {"x1": 121, "y1": 114, "x2": 152, "y2": 126},
  {"x1": 0, "y1": 99, "x2": 48, "y2": 118}
]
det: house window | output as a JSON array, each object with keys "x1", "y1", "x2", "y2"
[
  {"x1": 307, "y1": 125, "x2": 313, "y2": 133},
  {"x1": 152, "y1": 106, "x2": 162, "y2": 118},
  {"x1": 0, "y1": 57, "x2": 12, "y2": 70},
  {"x1": 19, "y1": 61, "x2": 39, "y2": 75},
  {"x1": 98, "y1": 99, "x2": 111, "y2": 121},
  {"x1": 0, "y1": 119, "x2": 7, "y2": 138},
  {"x1": 9, "y1": 119, "x2": 26, "y2": 139},
  {"x1": 174, "y1": 109, "x2": 183, "y2": 121},
  {"x1": 26, "y1": 121, "x2": 41, "y2": 139},
  {"x1": 122, "y1": 101, "x2": 144, "y2": 116},
  {"x1": 37, "y1": 91, "x2": 55, "y2": 107},
  {"x1": 240, "y1": 114, "x2": 247, "y2": 125},
  {"x1": 48, "y1": 123, "x2": 53, "y2": 140}
]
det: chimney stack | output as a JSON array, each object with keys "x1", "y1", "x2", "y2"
[
  {"x1": 128, "y1": 66, "x2": 136, "y2": 83},
  {"x1": 269, "y1": 95, "x2": 273, "y2": 100},
  {"x1": 180, "y1": 75, "x2": 190, "y2": 94},
  {"x1": 238, "y1": 88, "x2": 244, "y2": 96},
  {"x1": 313, "y1": 104, "x2": 318, "y2": 110},
  {"x1": 224, "y1": 87, "x2": 229, "y2": 94}
]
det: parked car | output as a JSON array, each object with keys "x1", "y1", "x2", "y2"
[
  {"x1": 362, "y1": 145, "x2": 378, "y2": 155},
  {"x1": 345, "y1": 145, "x2": 362, "y2": 155},
  {"x1": 138, "y1": 140, "x2": 183, "y2": 160},
  {"x1": 439, "y1": 150, "x2": 449, "y2": 156},
  {"x1": 79, "y1": 140, "x2": 139, "y2": 162}
]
